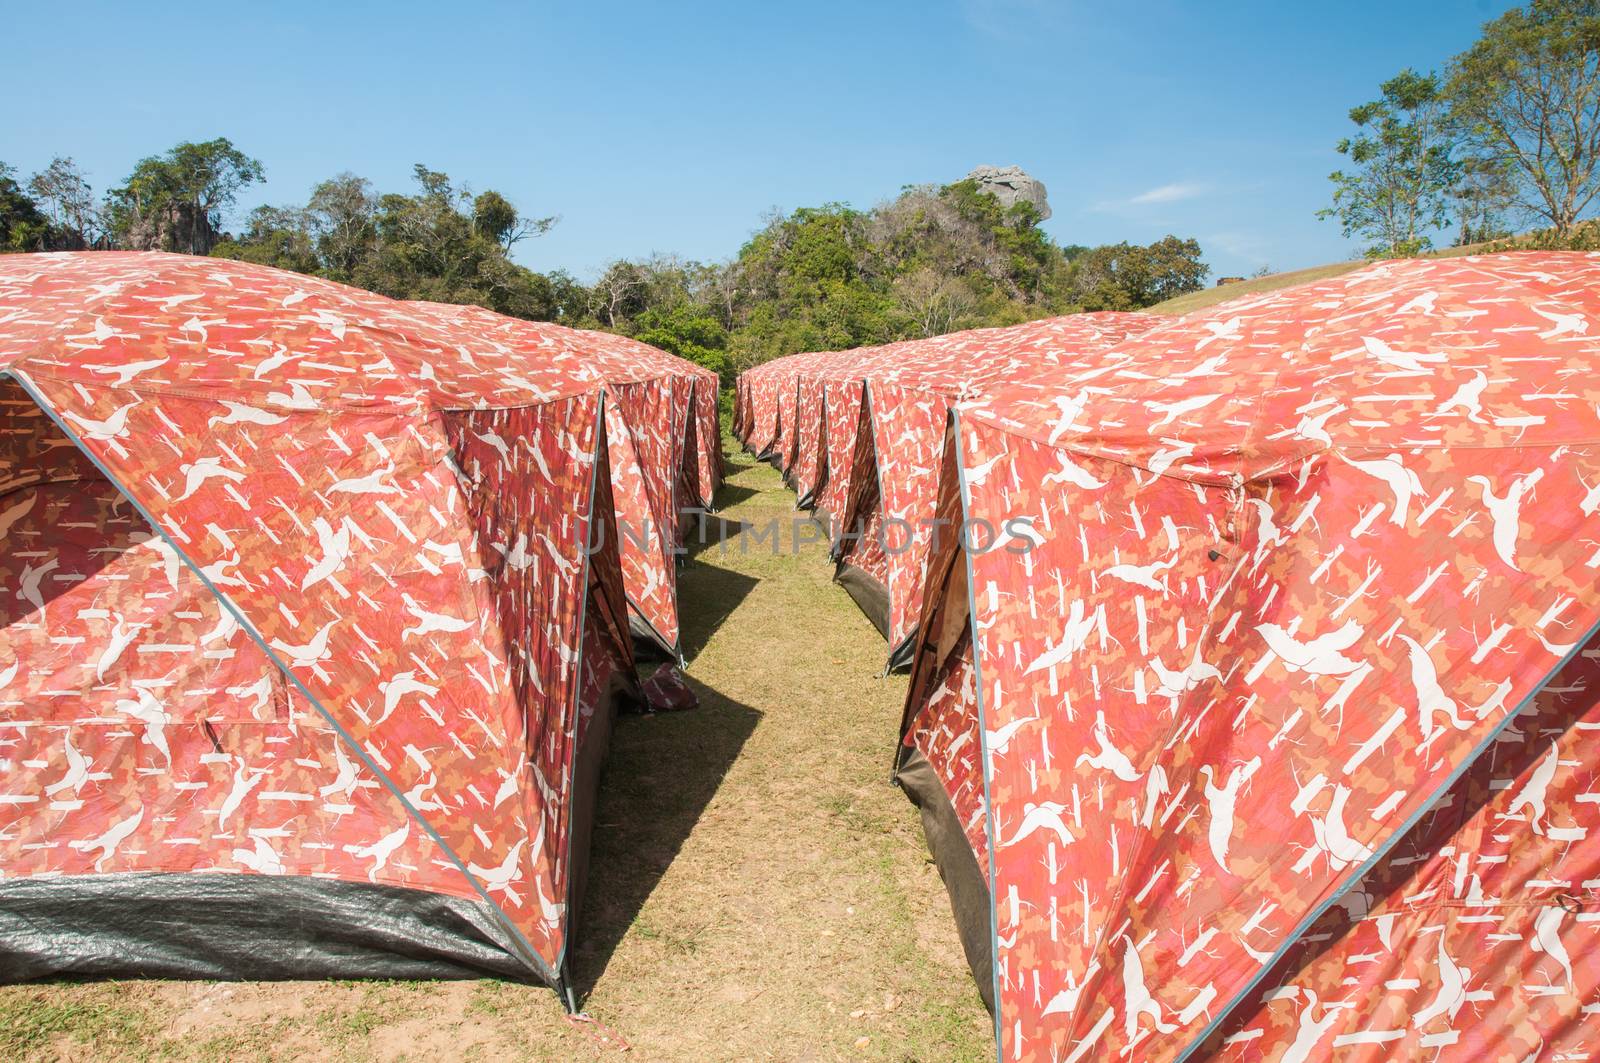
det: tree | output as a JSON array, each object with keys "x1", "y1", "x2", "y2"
[
  {"x1": 0, "y1": 162, "x2": 49, "y2": 251},
  {"x1": 472, "y1": 189, "x2": 555, "y2": 252},
  {"x1": 106, "y1": 138, "x2": 264, "y2": 254},
  {"x1": 28, "y1": 157, "x2": 101, "y2": 250},
  {"x1": 1067, "y1": 237, "x2": 1209, "y2": 310},
  {"x1": 1448, "y1": 0, "x2": 1600, "y2": 236},
  {"x1": 1452, "y1": 155, "x2": 1518, "y2": 243},
  {"x1": 893, "y1": 267, "x2": 977, "y2": 337},
  {"x1": 1318, "y1": 70, "x2": 1459, "y2": 257},
  {"x1": 307, "y1": 173, "x2": 377, "y2": 281}
]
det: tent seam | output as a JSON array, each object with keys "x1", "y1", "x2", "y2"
[{"x1": 1, "y1": 366, "x2": 554, "y2": 984}]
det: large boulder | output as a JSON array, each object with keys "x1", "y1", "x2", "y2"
[{"x1": 965, "y1": 165, "x2": 1050, "y2": 221}]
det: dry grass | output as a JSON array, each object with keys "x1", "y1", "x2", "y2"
[{"x1": 0, "y1": 439, "x2": 991, "y2": 1062}]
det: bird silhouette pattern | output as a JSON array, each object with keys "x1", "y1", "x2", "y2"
[
  {"x1": 903, "y1": 253, "x2": 1600, "y2": 1061},
  {"x1": 0, "y1": 251, "x2": 713, "y2": 983}
]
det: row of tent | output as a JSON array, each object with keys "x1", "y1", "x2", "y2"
[
  {"x1": 0, "y1": 252, "x2": 719, "y2": 1004},
  {"x1": 735, "y1": 252, "x2": 1600, "y2": 1061}
]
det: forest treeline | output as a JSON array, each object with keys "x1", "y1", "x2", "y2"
[
  {"x1": 0, "y1": 145, "x2": 1207, "y2": 389},
  {"x1": 1322, "y1": 0, "x2": 1600, "y2": 255}
]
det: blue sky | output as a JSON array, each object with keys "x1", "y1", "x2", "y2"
[{"x1": 4, "y1": 0, "x2": 1516, "y2": 281}]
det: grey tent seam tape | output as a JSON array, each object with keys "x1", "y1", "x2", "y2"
[
  {"x1": 1173, "y1": 609, "x2": 1600, "y2": 1061},
  {"x1": 553, "y1": 389, "x2": 607, "y2": 995},
  {"x1": 3, "y1": 368, "x2": 552, "y2": 984},
  {"x1": 952, "y1": 406, "x2": 1005, "y2": 1062}
]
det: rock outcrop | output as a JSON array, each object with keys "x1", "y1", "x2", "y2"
[{"x1": 965, "y1": 165, "x2": 1050, "y2": 221}]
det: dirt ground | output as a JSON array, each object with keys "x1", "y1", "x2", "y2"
[{"x1": 1, "y1": 439, "x2": 993, "y2": 1062}]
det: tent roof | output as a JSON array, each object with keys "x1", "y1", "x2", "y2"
[
  {"x1": 965, "y1": 253, "x2": 1600, "y2": 483},
  {"x1": 0, "y1": 252, "x2": 604, "y2": 411}
]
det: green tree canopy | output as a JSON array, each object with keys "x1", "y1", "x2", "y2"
[
  {"x1": 1448, "y1": 0, "x2": 1600, "y2": 235},
  {"x1": 1318, "y1": 69, "x2": 1459, "y2": 257},
  {"x1": 106, "y1": 138, "x2": 264, "y2": 254}
]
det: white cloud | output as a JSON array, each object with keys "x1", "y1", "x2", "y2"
[{"x1": 1128, "y1": 182, "x2": 1208, "y2": 205}]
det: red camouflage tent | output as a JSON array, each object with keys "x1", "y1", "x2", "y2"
[
  {"x1": 408, "y1": 302, "x2": 721, "y2": 660},
  {"x1": 897, "y1": 252, "x2": 1600, "y2": 1060},
  {"x1": 0, "y1": 252, "x2": 701, "y2": 1002},
  {"x1": 817, "y1": 314, "x2": 1154, "y2": 668}
]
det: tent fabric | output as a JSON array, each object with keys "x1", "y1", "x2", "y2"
[
  {"x1": 405, "y1": 303, "x2": 717, "y2": 659},
  {"x1": 825, "y1": 314, "x2": 1155, "y2": 666},
  {"x1": 0, "y1": 251, "x2": 703, "y2": 993},
  {"x1": 897, "y1": 252, "x2": 1600, "y2": 1061}
]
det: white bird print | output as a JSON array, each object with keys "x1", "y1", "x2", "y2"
[
  {"x1": 225, "y1": 673, "x2": 274, "y2": 718},
  {"x1": 376, "y1": 671, "x2": 439, "y2": 724},
  {"x1": 1046, "y1": 392, "x2": 1092, "y2": 443},
  {"x1": 301, "y1": 516, "x2": 352, "y2": 590},
  {"x1": 492, "y1": 766, "x2": 522, "y2": 809},
  {"x1": 1120, "y1": 934, "x2": 1175, "y2": 1039},
  {"x1": 270, "y1": 619, "x2": 338, "y2": 667},
  {"x1": 1200, "y1": 757, "x2": 1260, "y2": 874},
  {"x1": 536, "y1": 875, "x2": 566, "y2": 928},
  {"x1": 1104, "y1": 555, "x2": 1176, "y2": 594},
  {"x1": 44, "y1": 733, "x2": 94, "y2": 797},
  {"x1": 327, "y1": 464, "x2": 401, "y2": 495},
  {"x1": 319, "y1": 739, "x2": 360, "y2": 798},
  {"x1": 1149, "y1": 644, "x2": 1222, "y2": 702},
  {"x1": 494, "y1": 532, "x2": 536, "y2": 572},
  {"x1": 114, "y1": 686, "x2": 171, "y2": 768},
  {"x1": 0, "y1": 660, "x2": 16, "y2": 691},
  {"x1": 1075, "y1": 711, "x2": 1140, "y2": 782},
  {"x1": 1362, "y1": 336, "x2": 1445, "y2": 374},
  {"x1": 63, "y1": 401, "x2": 138, "y2": 441},
  {"x1": 1304, "y1": 785, "x2": 1374, "y2": 871},
  {"x1": 1531, "y1": 905, "x2": 1575, "y2": 989},
  {"x1": 87, "y1": 356, "x2": 168, "y2": 388},
  {"x1": 963, "y1": 451, "x2": 1007, "y2": 486},
  {"x1": 1531, "y1": 305, "x2": 1588, "y2": 340},
  {"x1": 266, "y1": 380, "x2": 320, "y2": 409},
  {"x1": 251, "y1": 345, "x2": 299, "y2": 379},
  {"x1": 1256, "y1": 619, "x2": 1366, "y2": 676},
  {"x1": 1000, "y1": 801, "x2": 1075, "y2": 848},
  {"x1": 176, "y1": 456, "x2": 246, "y2": 501},
  {"x1": 985, "y1": 715, "x2": 1038, "y2": 757},
  {"x1": 18, "y1": 558, "x2": 60, "y2": 614},
  {"x1": 1340, "y1": 452, "x2": 1425, "y2": 526},
  {"x1": 1412, "y1": 935, "x2": 1472, "y2": 1028},
  {"x1": 216, "y1": 760, "x2": 267, "y2": 832},
  {"x1": 132, "y1": 533, "x2": 181, "y2": 591},
  {"x1": 1399, "y1": 635, "x2": 1469, "y2": 745},
  {"x1": 473, "y1": 429, "x2": 512, "y2": 463},
  {"x1": 468, "y1": 839, "x2": 527, "y2": 897},
  {"x1": 232, "y1": 834, "x2": 286, "y2": 875},
  {"x1": 401, "y1": 595, "x2": 474, "y2": 640},
  {"x1": 1504, "y1": 741, "x2": 1559, "y2": 836},
  {"x1": 69, "y1": 806, "x2": 144, "y2": 872},
  {"x1": 0, "y1": 492, "x2": 36, "y2": 540},
  {"x1": 208, "y1": 401, "x2": 287, "y2": 430},
  {"x1": 538, "y1": 533, "x2": 578, "y2": 578},
  {"x1": 1041, "y1": 454, "x2": 1106, "y2": 490},
  {"x1": 1279, "y1": 990, "x2": 1340, "y2": 1063},
  {"x1": 1397, "y1": 291, "x2": 1439, "y2": 315},
  {"x1": 1023, "y1": 600, "x2": 1099, "y2": 675},
  {"x1": 344, "y1": 822, "x2": 411, "y2": 882},
  {"x1": 1467, "y1": 468, "x2": 1543, "y2": 570},
  {"x1": 1146, "y1": 393, "x2": 1223, "y2": 428},
  {"x1": 1429, "y1": 370, "x2": 1489, "y2": 423},
  {"x1": 94, "y1": 613, "x2": 138, "y2": 681},
  {"x1": 1195, "y1": 316, "x2": 1242, "y2": 350},
  {"x1": 1292, "y1": 404, "x2": 1345, "y2": 446}
]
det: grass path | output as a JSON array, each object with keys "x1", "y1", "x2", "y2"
[{"x1": 2, "y1": 439, "x2": 991, "y2": 1062}]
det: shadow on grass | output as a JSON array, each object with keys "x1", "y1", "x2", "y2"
[
  {"x1": 569, "y1": 676, "x2": 761, "y2": 1003},
  {"x1": 676, "y1": 550, "x2": 759, "y2": 664}
]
